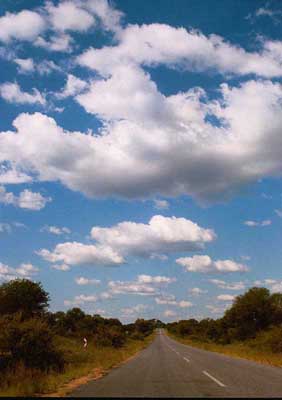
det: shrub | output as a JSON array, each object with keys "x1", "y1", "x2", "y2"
[{"x1": 0, "y1": 314, "x2": 64, "y2": 372}]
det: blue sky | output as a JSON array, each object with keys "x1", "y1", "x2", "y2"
[{"x1": 1, "y1": 0, "x2": 282, "y2": 322}]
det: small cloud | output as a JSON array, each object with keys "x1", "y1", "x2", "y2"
[
  {"x1": 75, "y1": 276, "x2": 101, "y2": 285},
  {"x1": 244, "y1": 219, "x2": 272, "y2": 227},
  {"x1": 51, "y1": 264, "x2": 70, "y2": 271},
  {"x1": 217, "y1": 294, "x2": 235, "y2": 301},
  {"x1": 153, "y1": 199, "x2": 169, "y2": 210},
  {"x1": 275, "y1": 209, "x2": 282, "y2": 217},
  {"x1": 189, "y1": 287, "x2": 207, "y2": 296},
  {"x1": 41, "y1": 225, "x2": 71, "y2": 235},
  {"x1": 163, "y1": 309, "x2": 177, "y2": 318}
]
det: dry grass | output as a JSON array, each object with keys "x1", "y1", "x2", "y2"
[
  {"x1": 167, "y1": 331, "x2": 282, "y2": 368},
  {"x1": 0, "y1": 334, "x2": 155, "y2": 397}
]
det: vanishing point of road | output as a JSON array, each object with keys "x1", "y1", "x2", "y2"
[{"x1": 70, "y1": 329, "x2": 282, "y2": 397}]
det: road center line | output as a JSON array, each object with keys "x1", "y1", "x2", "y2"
[
  {"x1": 203, "y1": 371, "x2": 226, "y2": 387},
  {"x1": 183, "y1": 357, "x2": 190, "y2": 362}
]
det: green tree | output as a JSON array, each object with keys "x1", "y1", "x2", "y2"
[
  {"x1": 222, "y1": 287, "x2": 274, "y2": 340},
  {"x1": 0, "y1": 279, "x2": 49, "y2": 319}
]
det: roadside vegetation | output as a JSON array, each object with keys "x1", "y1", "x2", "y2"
[
  {"x1": 167, "y1": 287, "x2": 282, "y2": 367},
  {"x1": 0, "y1": 279, "x2": 158, "y2": 397}
]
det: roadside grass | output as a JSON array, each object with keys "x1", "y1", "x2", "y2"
[
  {"x1": 0, "y1": 334, "x2": 155, "y2": 397},
  {"x1": 167, "y1": 331, "x2": 282, "y2": 368}
]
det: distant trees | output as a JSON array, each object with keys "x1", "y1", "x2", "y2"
[
  {"x1": 0, "y1": 278, "x2": 160, "y2": 376},
  {"x1": 166, "y1": 287, "x2": 282, "y2": 350}
]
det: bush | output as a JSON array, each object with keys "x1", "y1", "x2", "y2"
[{"x1": 0, "y1": 314, "x2": 64, "y2": 372}]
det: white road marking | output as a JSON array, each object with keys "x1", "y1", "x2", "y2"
[
  {"x1": 183, "y1": 357, "x2": 190, "y2": 363},
  {"x1": 203, "y1": 371, "x2": 226, "y2": 387}
]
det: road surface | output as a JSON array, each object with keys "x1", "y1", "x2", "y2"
[{"x1": 70, "y1": 329, "x2": 282, "y2": 397}]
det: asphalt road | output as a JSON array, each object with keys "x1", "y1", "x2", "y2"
[{"x1": 70, "y1": 329, "x2": 282, "y2": 397}]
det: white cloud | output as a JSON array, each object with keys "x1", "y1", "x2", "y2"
[
  {"x1": 41, "y1": 225, "x2": 71, "y2": 235},
  {"x1": 217, "y1": 294, "x2": 235, "y2": 301},
  {"x1": 77, "y1": 23, "x2": 282, "y2": 78},
  {"x1": 189, "y1": 287, "x2": 207, "y2": 295},
  {"x1": 108, "y1": 274, "x2": 174, "y2": 296},
  {"x1": 46, "y1": 1, "x2": 94, "y2": 32},
  {"x1": 14, "y1": 58, "x2": 35, "y2": 73},
  {"x1": 244, "y1": 219, "x2": 272, "y2": 227},
  {"x1": 0, "y1": 186, "x2": 51, "y2": 210},
  {"x1": 57, "y1": 74, "x2": 88, "y2": 99},
  {"x1": 0, "y1": 223, "x2": 12, "y2": 233},
  {"x1": 84, "y1": 0, "x2": 123, "y2": 32},
  {"x1": 155, "y1": 294, "x2": 192, "y2": 308},
  {"x1": 39, "y1": 215, "x2": 214, "y2": 268},
  {"x1": 75, "y1": 276, "x2": 101, "y2": 285},
  {"x1": 90, "y1": 215, "x2": 215, "y2": 257},
  {"x1": 154, "y1": 199, "x2": 169, "y2": 210},
  {"x1": 253, "y1": 278, "x2": 282, "y2": 293},
  {"x1": 35, "y1": 33, "x2": 73, "y2": 52},
  {"x1": 17, "y1": 189, "x2": 51, "y2": 210},
  {"x1": 209, "y1": 279, "x2": 245, "y2": 290},
  {"x1": 0, "y1": 10, "x2": 45, "y2": 42},
  {"x1": 51, "y1": 263, "x2": 70, "y2": 271},
  {"x1": 206, "y1": 304, "x2": 227, "y2": 315},
  {"x1": 3, "y1": 76, "x2": 282, "y2": 205},
  {"x1": 64, "y1": 294, "x2": 98, "y2": 306},
  {"x1": 176, "y1": 255, "x2": 248, "y2": 273},
  {"x1": 163, "y1": 309, "x2": 177, "y2": 318},
  {"x1": 0, "y1": 83, "x2": 46, "y2": 105},
  {"x1": 0, "y1": 261, "x2": 39, "y2": 281},
  {"x1": 150, "y1": 253, "x2": 168, "y2": 261},
  {"x1": 275, "y1": 209, "x2": 282, "y2": 217},
  {"x1": 0, "y1": 221, "x2": 26, "y2": 234},
  {"x1": 121, "y1": 304, "x2": 148, "y2": 316},
  {"x1": 38, "y1": 242, "x2": 124, "y2": 266}
]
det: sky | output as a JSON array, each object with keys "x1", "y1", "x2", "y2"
[{"x1": 1, "y1": 0, "x2": 282, "y2": 323}]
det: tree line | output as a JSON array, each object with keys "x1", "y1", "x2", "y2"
[
  {"x1": 167, "y1": 287, "x2": 282, "y2": 352},
  {"x1": 0, "y1": 279, "x2": 162, "y2": 374}
]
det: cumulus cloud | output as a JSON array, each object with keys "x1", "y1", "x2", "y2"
[
  {"x1": 155, "y1": 294, "x2": 192, "y2": 308},
  {"x1": 154, "y1": 199, "x2": 169, "y2": 210},
  {"x1": 0, "y1": 261, "x2": 39, "y2": 281},
  {"x1": 64, "y1": 294, "x2": 98, "y2": 306},
  {"x1": 75, "y1": 276, "x2": 101, "y2": 285},
  {"x1": 38, "y1": 241, "x2": 124, "y2": 267},
  {"x1": 0, "y1": 10, "x2": 45, "y2": 42},
  {"x1": 90, "y1": 215, "x2": 215, "y2": 257},
  {"x1": 57, "y1": 74, "x2": 88, "y2": 99},
  {"x1": 77, "y1": 23, "x2": 282, "y2": 78},
  {"x1": 121, "y1": 304, "x2": 148, "y2": 317},
  {"x1": 46, "y1": 1, "x2": 95, "y2": 32},
  {"x1": 254, "y1": 278, "x2": 282, "y2": 293},
  {"x1": 14, "y1": 58, "x2": 35, "y2": 73},
  {"x1": 38, "y1": 215, "x2": 214, "y2": 268},
  {"x1": 176, "y1": 255, "x2": 248, "y2": 273},
  {"x1": 0, "y1": 221, "x2": 26, "y2": 234},
  {"x1": 244, "y1": 219, "x2": 272, "y2": 227},
  {"x1": 108, "y1": 274, "x2": 174, "y2": 296},
  {"x1": 163, "y1": 309, "x2": 177, "y2": 318},
  {"x1": 35, "y1": 33, "x2": 73, "y2": 52},
  {"x1": 0, "y1": 83, "x2": 46, "y2": 105},
  {"x1": 275, "y1": 209, "x2": 282, "y2": 217},
  {"x1": 0, "y1": 186, "x2": 51, "y2": 210},
  {"x1": 189, "y1": 287, "x2": 207, "y2": 295},
  {"x1": 217, "y1": 294, "x2": 235, "y2": 301},
  {"x1": 209, "y1": 279, "x2": 246, "y2": 290},
  {"x1": 41, "y1": 225, "x2": 71, "y2": 235},
  {"x1": 51, "y1": 263, "x2": 70, "y2": 271},
  {"x1": 3, "y1": 76, "x2": 282, "y2": 204}
]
